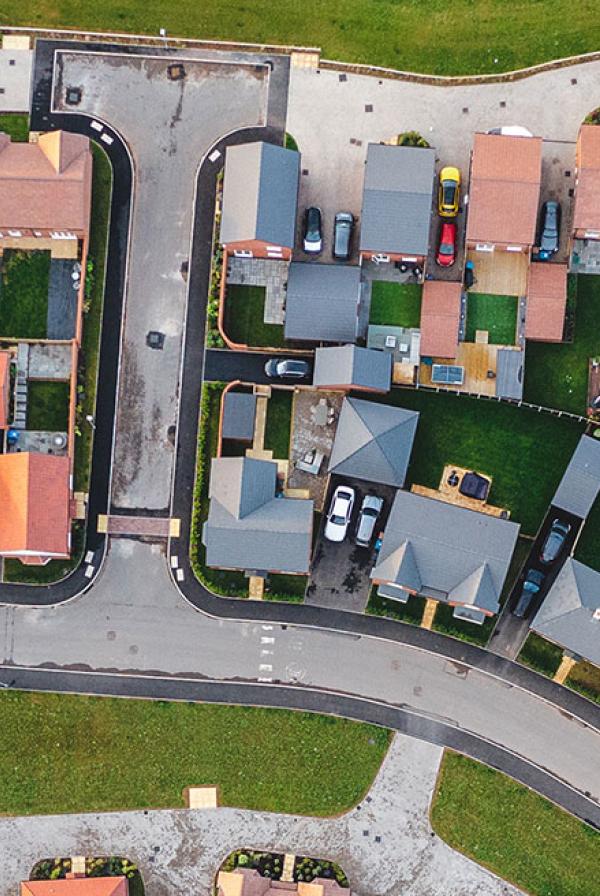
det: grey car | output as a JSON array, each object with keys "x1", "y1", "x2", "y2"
[
  {"x1": 354, "y1": 494, "x2": 384, "y2": 547},
  {"x1": 540, "y1": 518, "x2": 571, "y2": 565},
  {"x1": 264, "y1": 358, "x2": 310, "y2": 379},
  {"x1": 333, "y1": 211, "x2": 354, "y2": 260},
  {"x1": 513, "y1": 568, "x2": 545, "y2": 618},
  {"x1": 538, "y1": 200, "x2": 561, "y2": 259}
]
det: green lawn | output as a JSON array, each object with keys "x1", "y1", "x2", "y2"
[
  {"x1": 567, "y1": 660, "x2": 600, "y2": 704},
  {"x1": 380, "y1": 389, "x2": 583, "y2": 535},
  {"x1": 0, "y1": 691, "x2": 390, "y2": 816},
  {"x1": 367, "y1": 587, "x2": 426, "y2": 625},
  {"x1": 431, "y1": 751, "x2": 600, "y2": 896},
  {"x1": 0, "y1": 113, "x2": 29, "y2": 142},
  {"x1": 26, "y1": 381, "x2": 70, "y2": 431},
  {"x1": 465, "y1": 293, "x2": 518, "y2": 345},
  {"x1": 265, "y1": 573, "x2": 307, "y2": 602},
  {"x1": 6, "y1": 2, "x2": 599, "y2": 76},
  {"x1": 369, "y1": 282, "x2": 422, "y2": 328},
  {"x1": 224, "y1": 284, "x2": 285, "y2": 348},
  {"x1": 525, "y1": 274, "x2": 598, "y2": 414},
  {"x1": 518, "y1": 632, "x2": 564, "y2": 677},
  {"x1": 264, "y1": 389, "x2": 293, "y2": 458},
  {"x1": 0, "y1": 250, "x2": 50, "y2": 339}
]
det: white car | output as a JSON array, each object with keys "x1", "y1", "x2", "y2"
[{"x1": 324, "y1": 485, "x2": 356, "y2": 543}]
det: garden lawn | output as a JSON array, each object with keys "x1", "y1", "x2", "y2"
[
  {"x1": 567, "y1": 660, "x2": 600, "y2": 704},
  {"x1": 264, "y1": 389, "x2": 293, "y2": 458},
  {"x1": 0, "y1": 113, "x2": 29, "y2": 141},
  {"x1": 465, "y1": 293, "x2": 518, "y2": 345},
  {"x1": 225, "y1": 284, "x2": 285, "y2": 348},
  {"x1": 0, "y1": 250, "x2": 50, "y2": 338},
  {"x1": 518, "y1": 632, "x2": 563, "y2": 677},
  {"x1": 6, "y1": 1, "x2": 598, "y2": 76},
  {"x1": 380, "y1": 389, "x2": 583, "y2": 535},
  {"x1": 369, "y1": 282, "x2": 422, "y2": 328},
  {"x1": 26, "y1": 381, "x2": 70, "y2": 431},
  {"x1": 0, "y1": 691, "x2": 390, "y2": 816},
  {"x1": 525, "y1": 274, "x2": 599, "y2": 414},
  {"x1": 367, "y1": 587, "x2": 426, "y2": 625},
  {"x1": 431, "y1": 751, "x2": 600, "y2": 896}
]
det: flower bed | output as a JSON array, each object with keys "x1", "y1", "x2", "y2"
[
  {"x1": 293, "y1": 856, "x2": 348, "y2": 886},
  {"x1": 220, "y1": 850, "x2": 284, "y2": 880}
]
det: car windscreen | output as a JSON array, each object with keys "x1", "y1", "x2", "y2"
[
  {"x1": 440, "y1": 241, "x2": 454, "y2": 254},
  {"x1": 331, "y1": 514, "x2": 345, "y2": 525},
  {"x1": 442, "y1": 183, "x2": 456, "y2": 205}
]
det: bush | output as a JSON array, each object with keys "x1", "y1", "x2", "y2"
[{"x1": 395, "y1": 130, "x2": 430, "y2": 147}]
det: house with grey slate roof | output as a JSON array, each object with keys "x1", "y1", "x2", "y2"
[
  {"x1": 220, "y1": 142, "x2": 300, "y2": 259},
  {"x1": 552, "y1": 434, "x2": 600, "y2": 520},
  {"x1": 221, "y1": 392, "x2": 257, "y2": 443},
  {"x1": 531, "y1": 558, "x2": 600, "y2": 667},
  {"x1": 328, "y1": 397, "x2": 418, "y2": 487},
  {"x1": 359, "y1": 143, "x2": 436, "y2": 266},
  {"x1": 284, "y1": 262, "x2": 362, "y2": 343},
  {"x1": 371, "y1": 490, "x2": 520, "y2": 623},
  {"x1": 203, "y1": 456, "x2": 314, "y2": 574},
  {"x1": 313, "y1": 345, "x2": 392, "y2": 393}
]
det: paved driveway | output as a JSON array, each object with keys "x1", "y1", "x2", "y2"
[{"x1": 0, "y1": 733, "x2": 521, "y2": 896}]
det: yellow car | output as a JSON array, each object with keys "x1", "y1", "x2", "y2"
[{"x1": 438, "y1": 166, "x2": 461, "y2": 217}]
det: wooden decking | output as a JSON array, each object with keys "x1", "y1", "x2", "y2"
[
  {"x1": 411, "y1": 464, "x2": 509, "y2": 518},
  {"x1": 420, "y1": 342, "x2": 500, "y2": 396},
  {"x1": 467, "y1": 250, "x2": 529, "y2": 296}
]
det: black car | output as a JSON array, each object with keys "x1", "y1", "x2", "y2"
[
  {"x1": 303, "y1": 206, "x2": 322, "y2": 254},
  {"x1": 538, "y1": 200, "x2": 561, "y2": 259},
  {"x1": 333, "y1": 211, "x2": 354, "y2": 260},
  {"x1": 513, "y1": 568, "x2": 545, "y2": 618},
  {"x1": 264, "y1": 358, "x2": 310, "y2": 379},
  {"x1": 540, "y1": 518, "x2": 571, "y2": 565}
]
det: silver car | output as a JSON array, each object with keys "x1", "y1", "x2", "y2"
[{"x1": 354, "y1": 494, "x2": 384, "y2": 547}]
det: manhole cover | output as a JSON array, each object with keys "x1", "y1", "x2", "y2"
[
  {"x1": 167, "y1": 425, "x2": 176, "y2": 445},
  {"x1": 66, "y1": 86, "x2": 82, "y2": 105},
  {"x1": 167, "y1": 63, "x2": 186, "y2": 81},
  {"x1": 146, "y1": 331, "x2": 165, "y2": 350}
]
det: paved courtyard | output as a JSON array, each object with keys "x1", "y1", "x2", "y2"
[{"x1": 0, "y1": 733, "x2": 521, "y2": 896}]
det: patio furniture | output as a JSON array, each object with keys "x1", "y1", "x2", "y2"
[
  {"x1": 311, "y1": 399, "x2": 330, "y2": 427},
  {"x1": 295, "y1": 448, "x2": 325, "y2": 475}
]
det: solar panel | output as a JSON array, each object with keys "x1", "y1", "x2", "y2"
[{"x1": 431, "y1": 364, "x2": 465, "y2": 385}]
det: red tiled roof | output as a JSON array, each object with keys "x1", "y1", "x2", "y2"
[
  {"x1": 573, "y1": 125, "x2": 600, "y2": 233},
  {"x1": 21, "y1": 879, "x2": 128, "y2": 896},
  {"x1": 466, "y1": 133, "x2": 542, "y2": 246},
  {"x1": 419, "y1": 281, "x2": 462, "y2": 358},
  {"x1": 0, "y1": 453, "x2": 71, "y2": 559},
  {"x1": 0, "y1": 131, "x2": 92, "y2": 236},
  {"x1": 525, "y1": 262, "x2": 567, "y2": 342},
  {"x1": 0, "y1": 351, "x2": 10, "y2": 428}
]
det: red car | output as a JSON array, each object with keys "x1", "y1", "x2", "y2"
[{"x1": 436, "y1": 221, "x2": 456, "y2": 267}]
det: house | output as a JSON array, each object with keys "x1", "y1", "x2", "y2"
[
  {"x1": 359, "y1": 143, "x2": 435, "y2": 266},
  {"x1": 0, "y1": 349, "x2": 10, "y2": 428},
  {"x1": 313, "y1": 345, "x2": 391, "y2": 393},
  {"x1": 21, "y1": 879, "x2": 128, "y2": 896},
  {"x1": 371, "y1": 490, "x2": 520, "y2": 623},
  {"x1": 531, "y1": 558, "x2": 600, "y2": 667},
  {"x1": 218, "y1": 869, "x2": 351, "y2": 896},
  {"x1": 221, "y1": 391, "x2": 257, "y2": 443},
  {"x1": 419, "y1": 281, "x2": 462, "y2": 359},
  {"x1": 571, "y1": 125, "x2": 600, "y2": 273},
  {"x1": 0, "y1": 130, "x2": 92, "y2": 249},
  {"x1": 552, "y1": 434, "x2": 600, "y2": 521},
  {"x1": 0, "y1": 453, "x2": 71, "y2": 564},
  {"x1": 284, "y1": 262, "x2": 362, "y2": 343},
  {"x1": 328, "y1": 397, "x2": 418, "y2": 487},
  {"x1": 220, "y1": 141, "x2": 300, "y2": 260},
  {"x1": 203, "y1": 456, "x2": 314, "y2": 574},
  {"x1": 525, "y1": 263, "x2": 568, "y2": 342}
]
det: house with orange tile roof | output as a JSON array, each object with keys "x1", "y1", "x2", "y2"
[
  {"x1": 571, "y1": 125, "x2": 600, "y2": 274},
  {"x1": 419, "y1": 281, "x2": 462, "y2": 359},
  {"x1": 217, "y1": 868, "x2": 351, "y2": 896},
  {"x1": 525, "y1": 262, "x2": 568, "y2": 342},
  {"x1": 21, "y1": 877, "x2": 128, "y2": 896},
  {"x1": 0, "y1": 452, "x2": 72, "y2": 564}
]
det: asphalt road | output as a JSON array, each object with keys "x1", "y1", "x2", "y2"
[{"x1": 204, "y1": 348, "x2": 313, "y2": 384}]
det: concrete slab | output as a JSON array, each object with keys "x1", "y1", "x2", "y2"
[
  {"x1": 185, "y1": 786, "x2": 218, "y2": 809},
  {"x1": 28, "y1": 343, "x2": 73, "y2": 380},
  {"x1": 47, "y1": 258, "x2": 78, "y2": 340},
  {"x1": 0, "y1": 47, "x2": 33, "y2": 112}
]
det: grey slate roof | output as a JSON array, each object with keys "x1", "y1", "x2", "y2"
[
  {"x1": 220, "y1": 142, "x2": 300, "y2": 249},
  {"x1": 284, "y1": 263, "x2": 361, "y2": 343},
  {"x1": 203, "y1": 457, "x2": 313, "y2": 574},
  {"x1": 553, "y1": 435, "x2": 600, "y2": 519},
  {"x1": 531, "y1": 558, "x2": 600, "y2": 665},
  {"x1": 371, "y1": 490, "x2": 520, "y2": 614},
  {"x1": 359, "y1": 144, "x2": 435, "y2": 256},
  {"x1": 222, "y1": 392, "x2": 257, "y2": 441},
  {"x1": 328, "y1": 397, "x2": 418, "y2": 486},
  {"x1": 495, "y1": 349, "x2": 524, "y2": 400},
  {"x1": 313, "y1": 345, "x2": 391, "y2": 392}
]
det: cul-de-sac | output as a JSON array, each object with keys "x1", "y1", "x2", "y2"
[{"x1": 0, "y1": 6, "x2": 598, "y2": 896}]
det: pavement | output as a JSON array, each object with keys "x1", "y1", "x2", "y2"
[{"x1": 0, "y1": 733, "x2": 522, "y2": 896}]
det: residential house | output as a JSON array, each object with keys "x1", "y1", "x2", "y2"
[
  {"x1": 221, "y1": 391, "x2": 257, "y2": 443},
  {"x1": 313, "y1": 344, "x2": 391, "y2": 393},
  {"x1": 531, "y1": 558, "x2": 600, "y2": 667},
  {"x1": 571, "y1": 125, "x2": 600, "y2": 273},
  {"x1": 371, "y1": 490, "x2": 520, "y2": 623},
  {"x1": 21, "y1": 878, "x2": 128, "y2": 896},
  {"x1": 284, "y1": 262, "x2": 362, "y2": 343},
  {"x1": 419, "y1": 281, "x2": 462, "y2": 359},
  {"x1": 218, "y1": 869, "x2": 351, "y2": 896},
  {"x1": 328, "y1": 397, "x2": 418, "y2": 487},
  {"x1": 220, "y1": 141, "x2": 300, "y2": 260},
  {"x1": 525, "y1": 262, "x2": 568, "y2": 342},
  {"x1": 0, "y1": 453, "x2": 72, "y2": 564},
  {"x1": 359, "y1": 143, "x2": 435, "y2": 267},
  {"x1": 203, "y1": 456, "x2": 314, "y2": 574},
  {"x1": 552, "y1": 434, "x2": 600, "y2": 521}
]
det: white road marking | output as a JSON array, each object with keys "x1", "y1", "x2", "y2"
[
  {"x1": 100, "y1": 132, "x2": 114, "y2": 145},
  {"x1": 84, "y1": 565, "x2": 94, "y2": 579},
  {"x1": 209, "y1": 149, "x2": 221, "y2": 162},
  {"x1": 257, "y1": 677, "x2": 273, "y2": 683},
  {"x1": 261, "y1": 625, "x2": 273, "y2": 630},
  {"x1": 170, "y1": 555, "x2": 179, "y2": 569},
  {"x1": 176, "y1": 569, "x2": 184, "y2": 582},
  {"x1": 90, "y1": 120, "x2": 103, "y2": 132},
  {"x1": 260, "y1": 649, "x2": 273, "y2": 656},
  {"x1": 85, "y1": 551, "x2": 94, "y2": 564},
  {"x1": 261, "y1": 636, "x2": 275, "y2": 644},
  {"x1": 259, "y1": 663, "x2": 273, "y2": 672}
]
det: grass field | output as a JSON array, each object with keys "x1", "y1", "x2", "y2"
[
  {"x1": 26, "y1": 381, "x2": 70, "y2": 431},
  {"x1": 465, "y1": 293, "x2": 518, "y2": 345},
  {"x1": 0, "y1": 691, "x2": 390, "y2": 816},
  {"x1": 380, "y1": 389, "x2": 583, "y2": 535},
  {"x1": 6, "y1": 2, "x2": 599, "y2": 76},
  {"x1": 264, "y1": 389, "x2": 293, "y2": 459},
  {"x1": 224, "y1": 284, "x2": 285, "y2": 348},
  {"x1": 0, "y1": 250, "x2": 50, "y2": 339},
  {"x1": 431, "y1": 751, "x2": 600, "y2": 896},
  {"x1": 0, "y1": 113, "x2": 29, "y2": 141},
  {"x1": 369, "y1": 282, "x2": 422, "y2": 328}
]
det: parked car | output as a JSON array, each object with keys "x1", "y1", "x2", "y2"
[
  {"x1": 354, "y1": 494, "x2": 384, "y2": 547},
  {"x1": 264, "y1": 358, "x2": 310, "y2": 379},
  {"x1": 324, "y1": 485, "x2": 356, "y2": 542},
  {"x1": 333, "y1": 211, "x2": 354, "y2": 260},
  {"x1": 303, "y1": 206, "x2": 322, "y2": 254},
  {"x1": 540, "y1": 518, "x2": 571, "y2": 565},
  {"x1": 538, "y1": 200, "x2": 561, "y2": 259},
  {"x1": 487, "y1": 126, "x2": 533, "y2": 137},
  {"x1": 513, "y1": 568, "x2": 545, "y2": 618},
  {"x1": 436, "y1": 221, "x2": 457, "y2": 267},
  {"x1": 438, "y1": 166, "x2": 461, "y2": 217}
]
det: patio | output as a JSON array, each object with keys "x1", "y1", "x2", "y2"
[
  {"x1": 226, "y1": 256, "x2": 288, "y2": 324},
  {"x1": 287, "y1": 389, "x2": 345, "y2": 509},
  {"x1": 466, "y1": 250, "x2": 529, "y2": 297}
]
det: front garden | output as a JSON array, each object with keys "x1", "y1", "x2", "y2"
[
  {"x1": 369, "y1": 281, "x2": 422, "y2": 328},
  {"x1": 465, "y1": 292, "x2": 518, "y2": 345},
  {"x1": 220, "y1": 849, "x2": 348, "y2": 887},
  {"x1": 224, "y1": 284, "x2": 285, "y2": 348}
]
